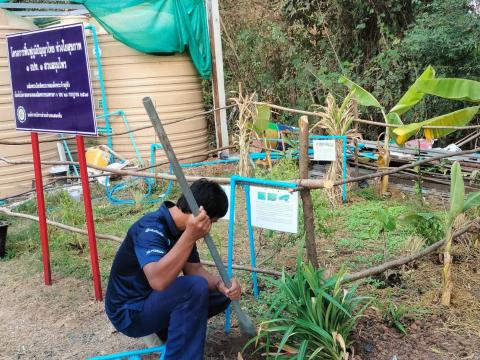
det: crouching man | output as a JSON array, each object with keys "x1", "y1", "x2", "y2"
[{"x1": 105, "y1": 179, "x2": 241, "y2": 359}]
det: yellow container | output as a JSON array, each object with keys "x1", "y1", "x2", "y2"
[{"x1": 85, "y1": 147, "x2": 109, "y2": 168}]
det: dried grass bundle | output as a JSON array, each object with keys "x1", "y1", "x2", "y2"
[
  {"x1": 230, "y1": 86, "x2": 256, "y2": 177},
  {"x1": 312, "y1": 93, "x2": 361, "y2": 205}
]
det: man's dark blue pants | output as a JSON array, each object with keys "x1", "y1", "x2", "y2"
[{"x1": 121, "y1": 275, "x2": 230, "y2": 360}]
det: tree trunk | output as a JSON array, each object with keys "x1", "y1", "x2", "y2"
[{"x1": 299, "y1": 116, "x2": 319, "y2": 268}]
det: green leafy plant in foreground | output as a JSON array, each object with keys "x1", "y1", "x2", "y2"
[
  {"x1": 375, "y1": 208, "x2": 397, "y2": 261},
  {"x1": 247, "y1": 250, "x2": 371, "y2": 359},
  {"x1": 375, "y1": 299, "x2": 427, "y2": 335}
]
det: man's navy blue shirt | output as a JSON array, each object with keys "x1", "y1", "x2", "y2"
[{"x1": 105, "y1": 201, "x2": 200, "y2": 331}]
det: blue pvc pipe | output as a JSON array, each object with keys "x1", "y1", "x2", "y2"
[
  {"x1": 97, "y1": 110, "x2": 144, "y2": 166},
  {"x1": 225, "y1": 176, "x2": 299, "y2": 333},
  {"x1": 244, "y1": 185, "x2": 259, "y2": 298},
  {"x1": 309, "y1": 135, "x2": 345, "y2": 140},
  {"x1": 225, "y1": 179, "x2": 237, "y2": 334},
  {"x1": 309, "y1": 135, "x2": 348, "y2": 202},
  {"x1": 59, "y1": 135, "x2": 79, "y2": 176},
  {"x1": 230, "y1": 175, "x2": 297, "y2": 189},
  {"x1": 85, "y1": 24, "x2": 112, "y2": 151},
  {"x1": 86, "y1": 345, "x2": 166, "y2": 360},
  {"x1": 179, "y1": 159, "x2": 238, "y2": 168}
]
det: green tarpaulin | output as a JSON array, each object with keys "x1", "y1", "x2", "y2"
[{"x1": 74, "y1": 0, "x2": 211, "y2": 79}]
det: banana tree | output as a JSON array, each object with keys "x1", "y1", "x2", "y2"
[
  {"x1": 391, "y1": 71, "x2": 480, "y2": 144},
  {"x1": 339, "y1": 76, "x2": 402, "y2": 195},
  {"x1": 339, "y1": 66, "x2": 480, "y2": 194},
  {"x1": 441, "y1": 162, "x2": 480, "y2": 306}
]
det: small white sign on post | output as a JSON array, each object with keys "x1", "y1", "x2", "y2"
[
  {"x1": 250, "y1": 186, "x2": 298, "y2": 233},
  {"x1": 313, "y1": 139, "x2": 336, "y2": 161}
]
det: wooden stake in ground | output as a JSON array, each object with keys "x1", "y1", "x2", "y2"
[
  {"x1": 379, "y1": 118, "x2": 391, "y2": 197},
  {"x1": 299, "y1": 116, "x2": 319, "y2": 268}
]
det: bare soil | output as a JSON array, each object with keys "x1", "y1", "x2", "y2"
[
  {"x1": 2, "y1": 248, "x2": 479, "y2": 360},
  {"x1": 353, "y1": 310, "x2": 480, "y2": 360},
  {"x1": 0, "y1": 258, "x2": 255, "y2": 360}
]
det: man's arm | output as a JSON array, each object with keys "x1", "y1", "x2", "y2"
[
  {"x1": 184, "y1": 262, "x2": 242, "y2": 300},
  {"x1": 143, "y1": 208, "x2": 211, "y2": 291}
]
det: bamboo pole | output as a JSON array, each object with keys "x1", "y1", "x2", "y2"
[
  {"x1": 0, "y1": 207, "x2": 122, "y2": 242},
  {"x1": 380, "y1": 114, "x2": 391, "y2": 196},
  {"x1": 1, "y1": 148, "x2": 478, "y2": 191},
  {"x1": 343, "y1": 219, "x2": 478, "y2": 283},
  {"x1": 293, "y1": 148, "x2": 480, "y2": 190},
  {"x1": 0, "y1": 105, "x2": 237, "y2": 146},
  {"x1": 0, "y1": 156, "x2": 231, "y2": 184},
  {"x1": 299, "y1": 116, "x2": 319, "y2": 268}
]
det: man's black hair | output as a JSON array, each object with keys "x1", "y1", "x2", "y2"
[{"x1": 177, "y1": 178, "x2": 228, "y2": 219}]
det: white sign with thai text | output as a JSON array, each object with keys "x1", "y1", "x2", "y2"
[
  {"x1": 313, "y1": 139, "x2": 336, "y2": 161},
  {"x1": 250, "y1": 186, "x2": 298, "y2": 233}
]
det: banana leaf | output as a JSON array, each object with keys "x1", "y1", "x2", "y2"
[
  {"x1": 385, "y1": 112, "x2": 403, "y2": 143},
  {"x1": 376, "y1": 208, "x2": 396, "y2": 232},
  {"x1": 449, "y1": 162, "x2": 464, "y2": 220},
  {"x1": 463, "y1": 191, "x2": 480, "y2": 212},
  {"x1": 416, "y1": 78, "x2": 480, "y2": 103},
  {"x1": 390, "y1": 66, "x2": 436, "y2": 115},
  {"x1": 338, "y1": 76, "x2": 383, "y2": 109},
  {"x1": 392, "y1": 106, "x2": 479, "y2": 145},
  {"x1": 253, "y1": 104, "x2": 271, "y2": 134}
]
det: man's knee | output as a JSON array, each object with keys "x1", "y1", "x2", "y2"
[{"x1": 184, "y1": 275, "x2": 209, "y2": 299}]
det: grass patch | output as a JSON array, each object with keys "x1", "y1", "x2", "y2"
[
  {"x1": 2, "y1": 185, "x2": 179, "y2": 283},
  {"x1": 324, "y1": 197, "x2": 422, "y2": 271},
  {"x1": 1, "y1": 166, "x2": 442, "y2": 291}
]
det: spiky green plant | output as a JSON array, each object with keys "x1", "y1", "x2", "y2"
[{"x1": 247, "y1": 248, "x2": 371, "y2": 359}]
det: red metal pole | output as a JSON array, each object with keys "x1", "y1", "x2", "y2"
[
  {"x1": 76, "y1": 135, "x2": 103, "y2": 301},
  {"x1": 31, "y1": 132, "x2": 52, "y2": 285}
]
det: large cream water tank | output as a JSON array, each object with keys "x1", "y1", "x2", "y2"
[{"x1": 87, "y1": 25, "x2": 209, "y2": 165}]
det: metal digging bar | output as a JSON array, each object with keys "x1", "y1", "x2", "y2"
[{"x1": 143, "y1": 97, "x2": 256, "y2": 337}]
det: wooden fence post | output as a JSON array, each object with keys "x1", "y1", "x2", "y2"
[{"x1": 299, "y1": 116, "x2": 319, "y2": 268}]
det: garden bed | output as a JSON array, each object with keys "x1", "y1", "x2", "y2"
[{"x1": 0, "y1": 163, "x2": 479, "y2": 359}]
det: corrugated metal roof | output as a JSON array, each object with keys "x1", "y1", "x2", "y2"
[{"x1": 0, "y1": 2, "x2": 88, "y2": 17}]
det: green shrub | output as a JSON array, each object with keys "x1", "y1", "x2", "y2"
[
  {"x1": 255, "y1": 158, "x2": 299, "y2": 181},
  {"x1": 399, "y1": 211, "x2": 445, "y2": 246},
  {"x1": 375, "y1": 299, "x2": 426, "y2": 335},
  {"x1": 248, "y1": 256, "x2": 371, "y2": 359},
  {"x1": 355, "y1": 187, "x2": 382, "y2": 202},
  {"x1": 413, "y1": 214, "x2": 445, "y2": 245}
]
